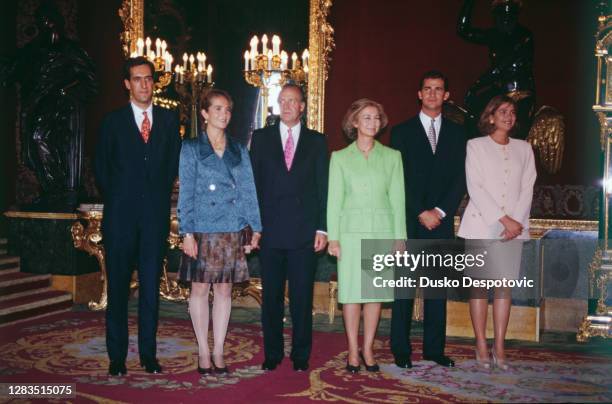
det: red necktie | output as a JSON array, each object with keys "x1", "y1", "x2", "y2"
[{"x1": 141, "y1": 111, "x2": 151, "y2": 143}]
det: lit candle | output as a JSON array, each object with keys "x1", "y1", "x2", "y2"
[
  {"x1": 161, "y1": 40, "x2": 167, "y2": 56},
  {"x1": 155, "y1": 38, "x2": 161, "y2": 58},
  {"x1": 262, "y1": 34, "x2": 268, "y2": 54},
  {"x1": 148, "y1": 50, "x2": 155, "y2": 61},
  {"x1": 244, "y1": 50, "x2": 250, "y2": 70},
  {"x1": 136, "y1": 38, "x2": 144, "y2": 56},
  {"x1": 189, "y1": 54, "x2": 195, "y2": 70},
  {"x1": 281, "y1": 51, "x2": 288, "y2": 70},
  {"x1": 250, "y1": 35, "x2": 259, "y2": 56},
  {"x1": 302, "y1": 49, "x2": 309, "y2": 70},
  {"x1": 145, "y1": 37, "x2": 152, "y2": 56},
  {"x1": 174, "y1": 64, "x2": 180, "y2": 81},
  {"x1": 291, "y1": 52, "x2": 297, "y2": 69},
  {"x1": 130, "y1": 50, "x2": 138, "y2": 58},
  {"x1": 183, "y1": 53, "x2": 188, "y2": 70},
  {"x1": 267, "y1": 50, "x2": 272, "y2": 70},
  {"x1": 201, "y1": 52, "x2": 207, "y2": 71},
  {"x1": 207, "y1": 65, "x2": 213, "y2": 83},
  {"x1": 272, "y1": 35, "x2": 281, "y2": 56}
]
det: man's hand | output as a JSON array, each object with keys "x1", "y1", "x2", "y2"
[
  {"x1": 328, "y1": 240, "x2": 341, "y2": 259},
  {"x1": 182, "y1": 235, "x2": 198, "y2": 258},
  {"x1": 418, "y1": 209, "x2": 442, "y2": 231},
  {"x1": 314, "y1": 232, "x2": 328, "y2": 252}
]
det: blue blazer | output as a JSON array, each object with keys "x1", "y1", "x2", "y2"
[{"x1": 177, "y1": 132, "x2": 262, "y2": 234}]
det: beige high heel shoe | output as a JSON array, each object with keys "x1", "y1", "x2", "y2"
[{"x1": 491, "y1": 349, "x2": 509, "y2": 371}]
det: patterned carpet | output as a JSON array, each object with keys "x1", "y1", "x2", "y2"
[{"x1": 0, "y1": 302, "x2": 610, "y2": 403}]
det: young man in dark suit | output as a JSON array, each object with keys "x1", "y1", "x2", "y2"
[
  {"x1": 390, "y1": 70, "x2": 467, "y2": 369},
  {"x1": 95, "y1": 57, "x2": 181, "y2": 376},
  {"x1": 250, "y1": 84, "x2": 329, "y2": 372}
]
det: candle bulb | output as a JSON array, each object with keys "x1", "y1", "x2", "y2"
[
  {"x1": 262, "y1": 34, "x2": 268, "y2": 54},
  {"x1": 189, "y1": 54, "x2": 195, "y2": 70},
  {"x1": 281, "y1": 51, "x2": 288, "y2": 70},
  {"x1": 174, "y1": 65, "x2": 180, "y2": 81},
  {"x1": 166, "y1": 54, "x2": 173, "y2": 72},
  {"x1": 207, "y1": 65, "x2": 213, "y2": 83},
  {"x1": 145, "y1": 37, "x2": 152, "y2": 56},
  {"x1": 291, "y1": 52, "x2": 297, "y2": 69},
  {"x1": 201, "y1": 52, "x2": 207, "y2": 71},
  {"x1": 155, "y1": 38, "x2": 161, "y2": 58},
  {"x1": 136, "y1": 38, "x2": 144, "y2": 56},
  {"x1": 250, "y1": 35, "x2": 259, "y2": 56},
  {"x1": 161, "y1": 40, "x2": 167, "y2": 56},
  {"x1": 244, "y1": 50, "x2": 250, "y2": 70},
  {"x1": 272, "y1": 35, "x2": 280, "y2": 56},
  {"x1": 302, "y1": 49, "x2": 309, "y2": 70},
  {"x1": 182, "y1": 53, "x2": 188, "y2": 70}
]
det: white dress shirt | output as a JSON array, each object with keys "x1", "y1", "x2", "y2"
[
  {"x1": 418, "y1": 110, "x2": 446, "y2": 218},
  {"x1": 458, "y1": 136, "x2": 537, "y2": 240},
  {"x1": 130, "y1": 102, "x2": 153, "y2": 131}
]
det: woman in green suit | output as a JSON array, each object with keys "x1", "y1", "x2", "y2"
[{"x1": 328, "y1": 99, "x2": 407, "y2": 373}]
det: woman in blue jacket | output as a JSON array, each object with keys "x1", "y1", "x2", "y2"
[{"x1": 178, "y1": 89, "x2": 262, "y2": 374}]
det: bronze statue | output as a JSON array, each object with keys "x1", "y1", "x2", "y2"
[
  {"x1": 1, "y1": 0, "x2": 97, "y2": 210},
  {"x1": 457, "y1": 0, "x2": 535, "y2": 139},
  {"x1": 457, "y1": 0, "x2": 564, "y2": 174}
]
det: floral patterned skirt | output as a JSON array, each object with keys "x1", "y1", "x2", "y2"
[{"x1": 178, "y1": 232, "x2": 249, "y2": 284}]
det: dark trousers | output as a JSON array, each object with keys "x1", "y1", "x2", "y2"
[
  {"x1": 259, "y1": 247, "x2": 316, "y2": 362},
  {"x1": 105, "y1": 218, "x2": 165, "y2": 362},
  {"x1": 390, "y1": 298, "x2": 447, "y2": 358}
]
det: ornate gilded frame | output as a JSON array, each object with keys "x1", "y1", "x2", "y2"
[{"x1": 118, "y1": 0, "x2": 334, "y2": 133}]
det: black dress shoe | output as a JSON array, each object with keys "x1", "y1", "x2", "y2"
[
  {"x1": 359, "y1": 352, "x2": 380, "y2": 372},
  {"x1": 140, "y1": 357, "x2": 162, "y2": 374},
  {"x1": 292, "y1": 360, "x2": 309, "y2": 372},
  {"x1": 394, "y1": 356, "x2": 413, "y2": 369},
  {"x1": 261, "y1": 359, "x2": 280, "y2": 370},
  {"x1": 108, "y1": 360, "x2": 127, "y2": 376},
  {"x1": 198, "y1": 366, "x2": 213, "y2": 375},
  {"x1": 423, "y1": 355, "x2": 455, "y2": 367},
  {"x1": 345, "y1": 362, "x2": 360, "y2": 374}
]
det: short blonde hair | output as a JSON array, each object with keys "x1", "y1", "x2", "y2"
[{"x1": 341, "y1": 98, "x2": 388, "y2": 140}]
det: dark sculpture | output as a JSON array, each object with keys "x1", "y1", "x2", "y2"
[
  {"x1": 1, "y1": 1, "x2": 97, "y2": 211},
  {"x1": 457, "y1": 0, "x2": 535, "y2": 139}
]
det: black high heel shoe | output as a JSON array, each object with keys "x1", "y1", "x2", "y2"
[
  {"x1": 197, "y1": 356, "x2": 213, "y2": 375},
  {"x1": 359, "y1": 351, "x2": 380, "y2": 372},
  {"x1": 212, "y1": 356, "x2": 229, "y2": 374},
  {"x1": 345, "y1": 361, "x2": 360, "y2": 374}
]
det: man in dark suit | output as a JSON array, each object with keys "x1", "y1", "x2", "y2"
[
  {"x1": 390, "y1": 70, "x2": 467, "y2": 369},
  {"x1": 95, "y1": 57, "x2": 181, "y2": 376},
  {"x1": 250, "y1": 84, "x2": 329, "y2": 372}
]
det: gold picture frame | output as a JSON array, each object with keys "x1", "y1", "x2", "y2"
[{"x1": 118, "y1": 0, "x2": 334, "y2": 133}]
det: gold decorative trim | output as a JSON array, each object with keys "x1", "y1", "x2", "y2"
[
  {"x1": 307, "y1": 0, "x2": 334, "y2": 133},
  {"x1": 4, "y1": 211, "x2": 78, "y2": 220},
  {"x1": 453, "y1": 216, "x2": 598, "y2": 239},
  {"x1": 118, "y1": 0, "x2": 144, "y2": 57}
]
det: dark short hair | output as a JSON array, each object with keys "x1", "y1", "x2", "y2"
[
  {"x1": 199, "y1": 88, "x2": 234, "y2": 113},
  {"x1": 123, "y1": 56, "x2": 155, "y2": 81},
  {"x1": 341, "y1": 98, "x2": 388, "y2": 140},
  {"x1": 478, "y1": 94, "x2": 518, "y2": 136},
  {"x1": 279, "y1": 83, "x2": 305, "y2": 103},
  {"x1": 419, "y1": 70, "x2": 449, "y2": 91}
]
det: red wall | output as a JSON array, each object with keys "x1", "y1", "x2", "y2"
[{"x1": 325, "y1": 0, "x2": 600, "y2": 186}]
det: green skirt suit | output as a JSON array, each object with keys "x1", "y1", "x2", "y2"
[{"x1": 327, "y1": 141, "x2": 407, "y2": 304}]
